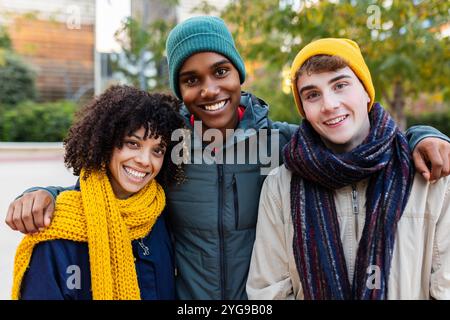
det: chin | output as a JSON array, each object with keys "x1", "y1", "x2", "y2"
[{"x1": 123, "y1": 184, "x2": 141, "y2": 194}]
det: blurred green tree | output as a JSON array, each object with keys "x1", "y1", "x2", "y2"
[
  {"x1": 111, "y1": 16, "x2": 175, "y2": 92},
  {"x1": 221, "y1": 0, "x2": 450, "y2": 129},
  {"x1": 1, "y1": 100, "x2": 77, "y2": 142},
  {"x1": 0, "y1": 25, "x2": 36, "y2": 105},
  {"x1": 0, "y1": 52, "x2": 36, "y2": 106},
  {"x1": 0, "y1": 25, "x2": 12, "y2": 50}
]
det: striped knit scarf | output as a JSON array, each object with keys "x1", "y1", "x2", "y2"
[
  {"x1": 283, "y1": 103, "x2": 414, "y2": 299},
  {"x1": 12, "y1": 169, "x2": 166, "y2": 300}
]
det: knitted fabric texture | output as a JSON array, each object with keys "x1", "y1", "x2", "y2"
[
  {"x1": 290, "y1": 38, "x2": 375, "y2": 117},
  {"x1": 166, "y1": 15, "x2": 246, "y2": 99},
  {"x1": 12, "y1": 169, "x2": 166, "y2": 300},
  {"x1": 283, "y1": 103, "x2": 414, "y2": 299}
]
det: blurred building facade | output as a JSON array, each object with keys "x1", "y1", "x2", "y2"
[
  {"x1": 0, "y1": 0, "x2": 231, "y2": 101},
  {"x1": 0, "y1": 0, "x2": 95, "y2": 102}
]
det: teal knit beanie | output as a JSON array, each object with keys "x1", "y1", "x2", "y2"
[{"x1": 166, "y1": 16, "x2": 246, "y2": 99}]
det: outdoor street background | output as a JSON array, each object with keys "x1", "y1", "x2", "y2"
[
  {"x1": 0, "y1": 0, "x2": 448, "y2": 302},
  {"x1": 0, "y1": 145, "x2": 76, "y2": 300}
]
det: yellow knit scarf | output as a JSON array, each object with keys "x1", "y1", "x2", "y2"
[{"x1": 12, "y1": 169, "x2": 166, "y2": 300}]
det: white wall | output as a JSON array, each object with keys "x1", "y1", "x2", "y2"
[{"x1": 0, "y1": 149, "x2": 76, "y2": 300}]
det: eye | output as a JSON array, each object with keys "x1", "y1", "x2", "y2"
[
  {"x1": 304, "y1": 91, "x2": 320, "y2": 101},
  {"x1": 182, "y1": 76, "x2": 198, "y2": 87},
  {"x1": 334, "y1": 82, "x2": 348, "y2": 90},
  {"x1": 125, "y1": 140, "x2": 139, "y2": 149},
  {"x1": 215, "y1": 67, "x2": 229, "y2": 77},
  {"x1": 153, "y1": 147, "x2": 166, "y2": 157}
]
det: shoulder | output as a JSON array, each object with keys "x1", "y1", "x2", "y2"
[
  {"x1": 264, "y1": 165, "x2": 292, "y2": 189},
  {"x1": 31, "y1": 239, "x2": 88, "y2": 267},
  {"x1": 261, "y1": 165, "x2": 292, "y2": 204},
  {"x1": 405, "y1": 174, "x2": 450, "y2": 220},
  {"x1": 410, "y1": 174, "x2": 450, "y2": 201}
]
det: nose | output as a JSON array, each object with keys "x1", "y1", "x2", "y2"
[
  {"x1": 135, "y1": 149, "x2": 152, "y2": 168},
  {"x1": 321, "y1": 91, "x2": 340, "y2": 113},
  {"x1": 200, "y1": 78, "x2": 220, "y2": 98}
]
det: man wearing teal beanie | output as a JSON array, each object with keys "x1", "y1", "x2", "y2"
[
  {"x1": 6, "y1": 15, "x2": 450, "y2": 302},
  {"x1": 166, "y1": 16, "x2": 246, "y2": 99},
  {"x1": 164, "y1": 16, "x2": 297, "y2": 300}
]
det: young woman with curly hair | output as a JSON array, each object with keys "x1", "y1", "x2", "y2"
[{"x1": 11, "y1": 85, "x2": 185, "y2": 300}]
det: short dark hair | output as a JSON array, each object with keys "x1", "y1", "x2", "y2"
[{"x1": 64, "y1": 85, "x2": 185, "y2": 186}]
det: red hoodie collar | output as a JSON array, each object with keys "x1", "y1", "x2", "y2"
[{"x1": 190, "y1": 106, "x2": 245, "y2": 127}]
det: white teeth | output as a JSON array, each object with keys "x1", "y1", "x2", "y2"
[
  {"x1": 124, "y1": 166, "x2": 147, "y2": 179},
  {"x1": 325, "y1": 115, "x2": 347, "y2": 125},
  {"x1": 203, "y1": 100, "x2": 226, "y2": 111}
]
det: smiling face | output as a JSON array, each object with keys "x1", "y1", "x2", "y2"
[
  {"x1": 297, "y1": 66, "x2": 371, "y2": 153},
  {"x1": 178, "y1": 52, "x2": 242, "y2": 137},
  {"x1": 108, "y1": 127, "x2": 166, "y2": 199}
]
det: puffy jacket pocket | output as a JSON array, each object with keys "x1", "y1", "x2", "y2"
[{"x1": 233, "y1": 171, "x2": 264, "y2": 230}]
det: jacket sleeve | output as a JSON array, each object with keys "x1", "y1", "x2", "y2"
[
  {"x1": 246, "y1": 175, "x2": 294, "y2": 300},
  {"x1": 20, "y1": 242, "x2": 67, "y2": 300},
  {"x1": 405, "y1": 125, "x2": 450, "y2": 150},
  {"x1": 17, "y1": 185, "x2": 74, "y2": 200},
  {"x1": 430, "y1": 178, "x2": 450, "y2": 299},
  {"x1": 270, "y1": 121, "x2": 297, "y2": 148}
]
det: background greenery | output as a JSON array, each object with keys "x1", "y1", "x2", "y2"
[
  {"x1": 0, "y1": 0, "x2": 448, "y2": 141},
  {"x1": 0, "y1": 100, "x2": 77, "y2": 141},
  {"x1": 220, "y1": 0, "x2": 449, "y2": 133}
]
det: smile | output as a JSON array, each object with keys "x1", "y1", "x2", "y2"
[
  {"x1": 324, "y1": 115, "x2": 348, "y2": 126},
  {"x1": 123, "y1": 166, "x2": 149, "y2": 180},
  {"x1": 199, "y1": 99, "x2": 228, "y2": 112}
]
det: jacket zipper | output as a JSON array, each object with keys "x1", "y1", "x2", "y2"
[
  {"x1": 217, "y1": 164, "x2": 226, "y2": 299},
  {"x1": 232, "y1": 175, "x2": 239, "y2": 229},
  {"x1": 138, "y1": 238, "x2": 150, "y2": 256},
  {"x1": 351, "y1": 185, "x2": 359, "y2": 236}
]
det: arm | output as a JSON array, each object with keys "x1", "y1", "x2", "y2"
[
  {"x1": 406, "y1": 126, "x2": 450, "y2": 182},
  {"x1": 5, "y1": 185, "x2": 74, "y2": 234},
  {"x1": 19, "y1": 186, "x2": 68, "y2": 200},
  {"x1": 406, "y1": 125, "x2": 450, "y2": 149},
  {"x1": 246, "y1": 177, "x2": 294, "y2": 300},
  {"x1": 270, "y1": 120, "x2": 298, "y2": 150},
  {"x1": 430, "y1": 178, "x2": 450, "y2": 299}
]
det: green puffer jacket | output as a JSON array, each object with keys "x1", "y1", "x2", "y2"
[{"x1": 166, "y1": 92, "x2": 296, "y2": 300}]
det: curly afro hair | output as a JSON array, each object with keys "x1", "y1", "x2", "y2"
[{"x1": 64, "y1": 85, "x2": 185, "y2": 187}]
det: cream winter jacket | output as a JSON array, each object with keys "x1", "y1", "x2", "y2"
[{"x1": 247, "y1": 165, "x2": 450, "y2": 300}]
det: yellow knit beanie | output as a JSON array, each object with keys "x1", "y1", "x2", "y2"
[{"x1": 290, "y1": 38, "x2": 375, "y2": 117}]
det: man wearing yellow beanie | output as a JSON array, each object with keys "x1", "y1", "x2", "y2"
[
  {"x1": 290, "y1": 38, "x2": 375, "y2": 117},
  {"x1": 247, "y1": 38, "x2": 450, "y2": 299}
]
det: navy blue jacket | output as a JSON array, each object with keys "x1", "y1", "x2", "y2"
[{"x1": 20, "y1": 181, "x2": 175, "y2": 300}]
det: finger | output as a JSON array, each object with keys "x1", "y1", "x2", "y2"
[
  {"x1": 5, "y1": 202, "x2": 18, "y2": 231},
  {"x1": 412, "y1": 149, "x2": 430, "y2": 181},
  {"x1": 43, "y1": 200, "x2": 55, "y2": 228},
  {"x1": 429, "y1": 149, "x2": 443, "y2": 182},
  {"x1": 11, "y1": 201, "x2": 27, "y2": 234},
  {"x1": 22, "y1": 197, "x2": 39, "y2": 234},
  {"x1": 31, "y1": 194, "x2": 48, "y2": 230},
  {"x1": 440, "y1": 147, "x2": 450, "y2": 177}
]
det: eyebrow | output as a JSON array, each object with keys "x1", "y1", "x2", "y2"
[
  {"x1": 178, "y1": 59, "x2": 231, "y2": 78},
  {"x1": 130, "y1": 134, "x2": 143, "y2": 140},
  {"x1": 299, "y1": 74, "x2": 352, "y2": 95},
  {"x1": 211, "y1": 59, "x2": 231, "y2": 69}
]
